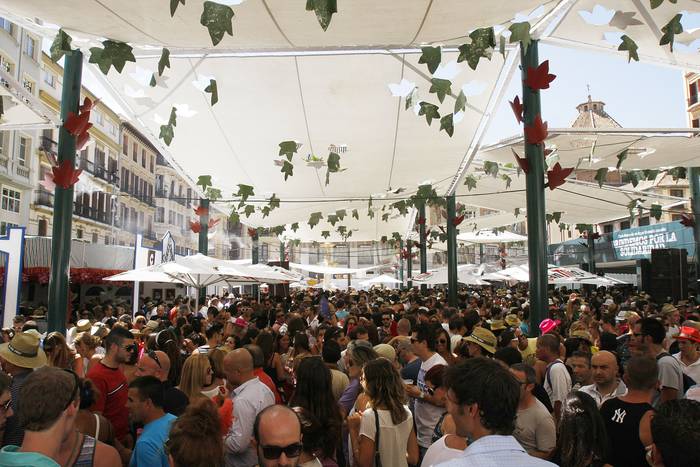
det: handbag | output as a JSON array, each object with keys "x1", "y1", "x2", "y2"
[{"x1": 373, "y1": 408, "x2": 382, "y2": 467}]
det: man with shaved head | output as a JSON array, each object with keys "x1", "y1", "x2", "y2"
[
  {"x1": 224, "y1": 348, "x2": 275, "y2": 467},
  {"x1": 580, "y1": 350, "x2": 627, "y2": 407},
  {"x1": 253, "y1": 405, "x2": 303, "y2": 467},
  {"x1": 135, "y1": 350, "x2": 188, "y2": 416}
]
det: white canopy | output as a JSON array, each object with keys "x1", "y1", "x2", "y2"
[
  {"x1": 458, "y1": 229, "x2": 527, "y2": 244},
  {"x1": 360, "y1": 274, "x2": 402, "y2": 286},
  {"x1": 412, "y1": 265, "x2": 491, "y2": 286},
  {"x1": 288, "y1": 262, "x2": 379, "y2": 276}
]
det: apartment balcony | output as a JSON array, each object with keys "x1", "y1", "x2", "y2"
[
  {"x1": 78, "y1": 158, "x2": 119, "y2": 187},
  {"x1": 689, "y1": 93, "x2": 699, "y2": 109},
  {"x1": 155, "y1": 187, "x2": 169, "y2": 198},
  {"x1": 0, "y1": 154, "x2": 8, "y2": 171},
  {"x1": 34, "y1": 190, "x2": 111, "y2": 226},
  {"x1": 143, "y1": 230, "x2": 158, "y2": 241},
  {"x1": 40, "y1": 136, "x2": 58, "y2": 158},
  {"x1": 35, "y1": 189, "x2": 54, "y2": 208}
]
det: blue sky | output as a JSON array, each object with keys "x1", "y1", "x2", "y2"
[{"x1": 484, "y1": 43, "x2": 687, "y2": 143}]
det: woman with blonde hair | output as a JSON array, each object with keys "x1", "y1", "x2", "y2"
[
  {"x1": 74, "y1": 332, "x2": 100, "y2": 376},
  {"x1": 348, "y1": 358, "x2": 419, "y2": 467},
  {"x1": 43, "y1": 332, "x2": 78, "y2": 371},
  {"x1": 178, "y1": 354, "x2": 213, "y2": 401}
]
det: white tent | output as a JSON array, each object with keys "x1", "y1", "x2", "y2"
[
  {"x1": 360, "y1": 274, "x2": 402, "y2": 286},
  {"x1": 412, "y1": 265, "x2": 490, "y2": 286},
  {"x1": 457, "y1": 229, "x2": 527, "y2": 244}
]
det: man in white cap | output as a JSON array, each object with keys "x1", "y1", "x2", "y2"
[{"x1": 0, "y1": 332, "x2": 47, "y2": 446}]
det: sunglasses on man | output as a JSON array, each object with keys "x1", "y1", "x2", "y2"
[{"x1": 260, "y1": 442, "x2": 303, "y2": 460}]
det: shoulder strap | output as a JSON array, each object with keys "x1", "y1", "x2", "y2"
[
  {"x1": 94, "y1": 413, "x2": 100, "y2": 440},
  {"x1": 656, "y1": 352, "x2": 671, "y2": 361},
  {"x1": 545, "y1": 360, "x2": 562, "y2": 388},
  {"x1": 73, "y1": 434, "x2": 97, "y2": 467},
  {"x1": 373, "y1": 408, "x2": 381, "y2": 467}
]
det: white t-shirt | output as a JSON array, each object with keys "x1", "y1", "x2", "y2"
[
  {"x1": 421, "y1": 435, "x2": 463, "y2": 467},
  {"x1": 543, "y1": 360, "x2": 571, "y2": 405},
  {"x1": 360, "y1": 406, "x2": 414, "y2": 467},
  {"x1": 415, "y1": 352, "x2": 448, "y2": 448},
  {"x1": 653, "y1": 354, "x2": 684, "y2": 407},
  {"x1": 673, "y1": 352, "x2": 700, "y2": 385}
]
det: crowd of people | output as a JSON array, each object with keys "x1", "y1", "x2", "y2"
[{"x1": 0, "y1": 284, "x2": 698, "y2": 466}]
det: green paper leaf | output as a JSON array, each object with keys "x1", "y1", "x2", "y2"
[
  {"x1": 418, "y1": 102, "x2": 440, "y2": 126},
  {"x1": 509, "y1": 22, "x2": 531, "y2": 52},
  {"x1": 392, "y1": 232, "x2": 402, "y2": 242},
  {"x1": 206, "y1": 187, "x2": 222, "y2": 201},
  {"x1": 552, "y1": 212, "x2": 562, "y2": 224},
  {"x1": 464, "y1": 174, "x2": 477, "y2": 191},
  {"x1": 325, "y1": 151, "x2": 341, "y2": 186},
  {"x1": 335, "y1": 209, "x2": 346, "y2": 221},
  {"x1": 483, "y1": 161, "x2": 499, "y2": 178},
  {"x1": 368, "y1": 195, "x2": 373, "y2": 210},
  {"x1": 243, "y1": 204, "x2": 256, "y2": 218},
  {"x1": 440, "y1": 114, "x2": 454, "y2": 137},
  {"x1": 352, "y1": 209, "x2": 359, "y2": 220},
  {"x1": 168, "y1": 107, "x2": 177, "y2": 127},
  {"x1": 271, "y1": 225, "x2": 285, "y2": 236},
  {"x1": 170, "y1": 0, "x2": 186, "y2": 16},
  {"x1": 291, "y1": 222, "x2": 299, "y2": 233},
  {"x1": 643, "y1": 169, "x2": 660, "y2": 181},
  {"x1": 306, "y1": 0, "x2": 337, "y2": 31},
  {"x1": 418, "y1": 46, "x2": 442, "y2": 74},
  {"x1": 514, "y1": 207, "x2": 521, "y2": 218},
  {"x1": 229, "y1": 210, "x2": 240, "y2": 224},
  {"x1": 200, "y1": 1, "x2": 235, "y2": 46},
  {"x1": 367, "y1": 208, "x2": 375, "y2": 219},
  {"x1": 650, "y1": 0, "x2": 678, "y2": 9},
  {"x1": 429, "y1": 78, "x2": 452, "y2": 103},
  {"x1": 308, "y1": 212, "x2": 323, "y2": 229},
  {"x1": 594, "y1": 168, "x2": 608, "y2": 188},
  {"x1": 205, "y1": 79, "x2": 218, "y2": 106},
  {"x1": 625, "y1": 170, "x2": 643, "y2": 188},
  {"x1": 576, "y1": 223, "x2": 593, "y2": 233},
  {"x1": 405, "y1": 87, "x2": 418, "y2": 111},
  {"x1": 89, "y1": 40, "x2": 136, "y2": 75},
  {"x1": 627, "y1": 199, "x2": 642, "y2": 221},
  {"x1": 321, "y1": 230, "x2": 331, "y2": 239},
  {"x1": 278, "y1": 141, "x2": 299, "y2": 161},
  {"x1": 454, "y1": 90, "x2": 467, "y2": 114},
  {"x1": 197, "y1": 175, "x2": 212, "y2": 191},
  {"x1": 268, "y1": 194, "x2": 280, "y2": 210},
  {"x1": 668, "y1": 167, "x2": 687, "y2": 181},
  {"x1": 159, "y1": 123, "x2": 175, "y2": 146},
  {"x1": 149, "y1": 74, "x2": 157, "y2": 87},
  {"x1": 380, "y1": 235, "x2": 388, "y2": 244},
  {"x1": 501, "y1": 174, "x2": 512, "y2": 190},
  {"x1": 392, "y1": 201, "x2": 408, "y2": 216},
  {"x1": 618, "y1": 35, "x2": 639, "y2": 62},
  {"x1": 382, "y1": 213, "x2": 390, "y2": 222},
  {"x1": 280, "y1": 160, "x2": 294, "y2": 181},
  {"x1": 616, "y1": 149, "x2": 628, "y2": 170},
  {"x1": 660, "y1": 14, "x2": 683, "y2": 52},
  {"x1": 293, "y1": 239, "x2": 301, "y2": 247},
  {"x1": 158, "y1": 48, "x2": 171, "y2": 75},
  {"x1": 50, "y1": 29, "x2": 73, "y2": 62},
  {"x1": 458, "y1": 27, "x2": 496, "y2": 70},
  {"x1": 261, "y1": 206, "x2": 271, "y2": 218},
  {"x1": 235, "y1": 184, "x2": 255, "y2": 207},
  {"x1": 650, "y1": 204, "x2": 662, "y2": 221},
  {"x1": 337, "y1": 225, "x2": 348, "y2": 237}
]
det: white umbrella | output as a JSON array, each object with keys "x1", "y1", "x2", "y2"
[
  {"x1": 411, "y1": 266, "x2": 489, "y2": 286},
  {"x1": 457, "y1": 229, "x2": 527, "y2": 244},
  {"x1": 360, "y1": 274, "x2": 402, "y2": 287}
]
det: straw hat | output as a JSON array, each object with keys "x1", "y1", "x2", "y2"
[
  {"x1": 0, "y1": 332, "x2": 47, "y2": 369},
  {"x1": 505, "y1": 314, "x2": 521, "y2": 328},
  {"x1": 75, "y1": 319, "x2": 92, "y2": 333},
  {"x1": 489, "y1": 320, "x2": 506, "y2": 332},
  {"x1": 464, "y1": 328, "x2": 497, "y2": 355},
  {"x1": 373, "y1": 343, "x2": 396, "y2": 361}
]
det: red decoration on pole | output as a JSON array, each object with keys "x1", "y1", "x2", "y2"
[
  {"x1": 511, "y1": 149, "x2": 529, "y2": 174},
  {"x1": 247, "y1": 227, "x2": 258, "y2": 238},
  {"x1": 452, "y1": 214, "x2": 465, "y2": 226},
  {"x1": 207, "y1": 218, "x2": 220, "y2": 229},
  {"x1": 546, "y1": 163, "x2": 574, "y2": 191},
  {"x1": 63, "y1": 96, "x2": 95, "y2": 150},
  {"x1": 190, "y1": 221, "x2": 202, "y2": 233},
  {"x1": 525, "y1": 60, "x2": 556, "y2": 90},
  {"x1": 417, "y1": 217, "x2": 426, "y2": 225},
  {"x1": 524, "y1": 114, "x2": 548, "y2": 145},
  {"x1": 509, "y1": 95, "x2": 524, "y2": 123},
  {"x1": 194, "y1": 205, "x2": 209, "y2": 217},
  {"x1": 51, "y1": 160, "x2": 82, "y2": 189}
]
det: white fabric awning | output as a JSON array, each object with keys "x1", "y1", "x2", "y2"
[
  {"x1": 458, "y1": 229, "x2": 527, "y2": 244},
  {"x1": 288, "y1": 262, "x2": 379, "y2": 275},
  {"x1": 360, "y1": 274, "x2": 402, "y2": 285}
]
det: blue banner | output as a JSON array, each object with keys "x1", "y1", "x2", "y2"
[{"x1": 611, "y1": 221, "x2": 695, "y2": 260}]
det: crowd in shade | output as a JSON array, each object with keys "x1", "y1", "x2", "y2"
[{"x1": 0, "y1": 285, "x2": 698, "y2": 466}]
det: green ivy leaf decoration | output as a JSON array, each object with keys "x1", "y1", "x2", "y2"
[
  {"x1": 418, "y1": 46, "x2": 442, "y2": 74},
  {"x1": 201, "y1": 1, "x2": 235, "y2": 46},
  {"x1": 624, "y1": 170, "x2": 643, "y2": 188},
  {"x1": 508, "y1": 22, "x2": 532, "y2": 52},
  {"x1": 659, "y1": 14, "x2": 683, "y2": 52},
  {"x1": 616, "y1": 149, "x2": 628, "y2": 170},
  {"x1": 483, "y1": 161, "x2": 499, "y2": 178},
  {"x1": 429, "y1": 78, "x2": 452, "y2": 103},
  {"x1": 650, "y1": 0, "x2": 678, "y2": 9},
  {"x1": 327, "y1": 214, "x2": 339, "y2": 226},
  {"x1": 458, "y1": 27, "x2": 496, "y2": 70},
  {"x1": 271, "y1": 225, "x2": 285, "y2": 236},
  {"x1": 205, "y1": 79, "x2": 218, "y2": 106},
  {"x1": 464, "y1": 174, "x2": 477, "y2": 191},
  {"x1": 439, "y1": 114, "x2": 454, "y2": 137},
  {"x1": 367, "y1": 208, "x2": 375, "y2": 219},
  {"x1": 501, "y1": 174, "x2": 512, "y2": 189},
  {"x1": 291, "y1": 222, "x2": 300, "y2": 233},
  {"x1": 454, "y1": 90, "x2": 467, "y2": 114},
  {"x1": 336, "y1": 209, "x2": 346, "y2": 221},
  {"x1": 325, "y1": 152, "x2": 341, "y2": 186},
  {"x1": 268, "y1": 194, "x2": 280, "y2": 210},
  {"x1": 261, "y1": 206, "x2": 271, "y2": 218},
  {"x1": 382, "y1": 213, "x2": 390, "y2": 222},
  {"x1": 89, "y1": 40, "x2": 136, "y2": 75},
  {"x1": 552, "y1": 212, "x2": 562, "y2": 224},
  {"x1": 650, "y1": 204, "x2": 662, "y2": 221},
  {"x1": 668, "y1": 166, "x2": 687, "y2": 181},
  {"x1": 170, "y1": 0, "x2": 186, "y2": 16},
  {"x1": 50, "y1": 29, "x2": 73, "y2": 62},
  {"x1": 405, "y1": 87, "x2": 418, "y2": 111},
  {"x1": 229, "y1": 210, "x2": 240, "y2": 224},
  {"x1": 594, "y1": 168, "x2": 608, "y2": 188},
  {"x1": 278, "y1": 141, "x2": 299, "y2": 161},
  {"x1": 206, "y1": 187, "x2": 222, "y2": 201},
  {"x1": 308, "y1": 212, "x2": 323, "y2": 229},
  {"x1": 149, "y1": 74, "x2": 158, "y2": 88},
  {"x1": 392, "y1": 201, "x2": 408, "y2": 216},
  {"x1": 418, "y1": 102, "x2": 440, "y2": 126},
  {"x1": 321, "y1": 230, "x2": 331, "y2": 239},
  {"x1": 243, "y1": 204, "x2": 256, "y2": 218},
  {"x1": 159, "y1": 107, "x2": 177, "y2": 146},
  {"x1": 392, "y1": 232, "x2": 402, "y2": 243},
  {"x1": 158, "y1": 48, "x2": 171, "y2": 75},
  {"x1": 280, "y1": 160, "x2": 294, "y2": 180},
  {"x1": 352, "y1": 209, "x2": 359, "y2": 220},
  {"x1": 337, "y1": 225, "x2": 348, "y2": 237},
  {"x1": 196, "y1": 175, "x2": 212, "y2": 191},
  {"x1": 575, "y1": 223, "x2": 594, "y2": 233},
  {"x1": 306, "y1": 0, "x2": 337, "y2": 31},
  {"x1": 643, "y1": 169, "x2": 660, "y2": 181},
  {"x1": 618, "y1": 35, "x2": 639, "y2": 62},
  {"x1": 235, "y1": 184, "x2": 255, "y2": 208}
]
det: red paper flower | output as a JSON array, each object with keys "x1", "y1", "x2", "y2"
[
  {"x1": 247, "y1": 228, "x2": 258, "y2": 238},
  {"x1": 510, "y1": 95, "x2": 524, "y2": 123},
  {"x1": 52, "y1": 160, "x2": 82, "y2": 189},
  {"x1": 452, "y1": 214, "x2": 465, "y2": 226},
  {"x1": 525, "y1": 60, "x2": 556, "y2": 90},
  {"x1": 525, "y1": 114, "x2": 548, "y2": 145},
  {"x1": 76, "y1": 131, "x2": 91, "y2": 151},
  {"x1": 546, "y1": 163, "x2": 574, "y2": 191},
  {"x1": 511, "y1": 149, "x2": 529, "y2": 175},
  {"x1": 417, "y1": 217, "x2": 426, "y2": 225},
  {"x1": 190, "y1": 221, "x2": 202, "y2": 233},
  {"x1": 63, "y1": 111, "x2": 92, "y2": 136},
  {"x1": 208, "y1": 218, "x2": 220, "y2": 229},
  {"x1": 194, "y1": 205, "x2": 209, "y2": 217},
  {"x1": 79, "y1": 97, "x2": 96, "y2": 114}
]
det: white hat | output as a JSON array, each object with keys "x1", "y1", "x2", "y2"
[{"x1": 604, "y1": 298, "x2": 615, "y2": 306}]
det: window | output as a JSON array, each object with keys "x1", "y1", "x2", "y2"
[
  {"x1": 690, "y1": 81, "x2": 699, "y2": 105},
  {"x1": 76, "y1": 229, "x2": 83, "y2": 239},
  {"x1": 92, "y1": 232, "x2": 98, "y2": 243},
  {"x1": 168, "y1": 210, "x2": 175, "y2": 224},
  {"x1": 0, "y1": 222, "x2": 17, "y2": 236},
  {"x1": 0, "y1": 131, "x2": 8, "y2": 157},
  {"x1": 24, "y1": 36, "x2": 36, "y2": 60},
  {"x1": 150, "y1": 156, "x2": 154, "y2": 173},
  {"x1": 603, "y1": 224, "x2": 613, "y2": 234},
  {"x1": 38, "y1": 219, "x2": 47, "y2": 236},
  {"x1": 141, "y1": 149, "x2": 146, "y2": 168},
  {"x1": 22, "y1": 77, "x2": 34, "y2": 94},
  {"x1": 104, "y1": 236, "x2": 110, "y2": 245},
  {"x1": 132, "y1": 142, "x2": 138, "y2": 162},
  {"x1": 43, "y1": 70, "x2": 56, "y2": 88},
  {"x1": 91, "y1": 110, "x2": 103, "y2": 126},
  {"x1": 639, "y1": 216, "x2": 650, "y2": 227},
  {"x1": 122, "y1": 134, "x2": 129, "y2": 154},
  {"x1": 670, "y1": 189, "x2": 685, "y2": 198},
  {"x1": 620, "y1": 220, "x2": 631, "y2": 230},
  {"x1": 17, "y1": 137, "x2": 28, "y2": 167},
  {"x1": 0, "y1": 18, "x2": 13, "y2": 35},
  {"x1": 1, "y1": 188, "x2": 20, "y2": 213},
  {"x1": 156, "y1": 207, "x2": 164, "y2": 223},
  {"x1": 693, "y1": 119, "x2": 700, "y2": 129}
]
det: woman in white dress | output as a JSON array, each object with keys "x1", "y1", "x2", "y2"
[{"x1": 348, "y1": 357, "x2": 419, "y2": 467}]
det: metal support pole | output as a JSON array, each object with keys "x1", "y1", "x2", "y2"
[
  {"x1": 407, "y1": 240, "x2": 413, "y2": 289},
  {"x1": 399, "y1": 239, "x2": 404, "y2": 289},
  {"x1": 198, "y1": 198, "x2": 209, "y2": 302},
  {"x1": 347, "y1": 245, "x2": 351, "y2": 289},
  {"x1": 521, "y1": 40, "x2": 548, "y2": 336},
  {"x1": 252, "y1": 233, "x2": 259, "y2": 298},
  {"x1": 447, "y1": 195, "x2": 458, "y2": 307},
  {"x1": 689, "y1": 167, "x2": 700, "y2": 288},
  {"x1": 479, "y1": 244, "x2": 484, "y2": 264},
  {"x1": 419, "y1": 205, "x2": 427, "y2": 293},
  {"x1": 47, "y1": 51, "x2": 83, "y2": 334},
  {"x1": 280, "y1": 241, "x2": 285, "y2": 263},
  {"x1": 587, "y1": 231, "x2": 596, "y2": 275}
]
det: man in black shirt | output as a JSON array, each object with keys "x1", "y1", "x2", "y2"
[{"x1": 600, "y1": 356, "x2": 656, "y2": 467}]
